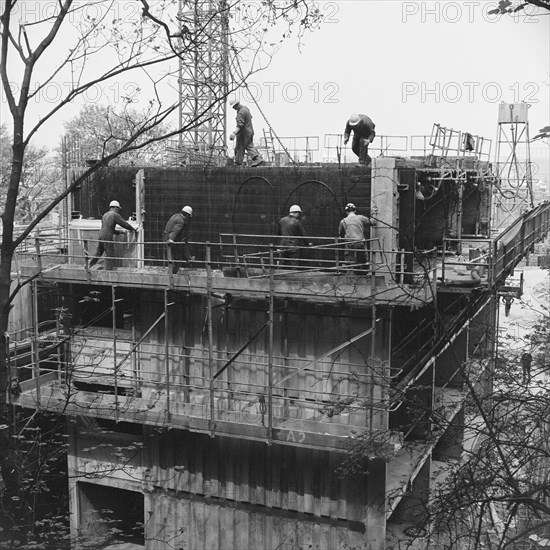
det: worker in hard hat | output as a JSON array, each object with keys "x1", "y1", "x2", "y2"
[
  {"x1": 338, "y1": 203, "x2": 376, "y2": 271},
  {"x1": 343, "y1": 113, "x2": 376, "y2": 166},
  {"x1": 89, "y1": 200, "x2": 138, "y2": 270},
  {"x1": 228, "y1": 96, "x2": 264, "y2": 167},
  {"x1": 163, "y1": 205, "x2": 193, "y2": 274},
  {"x1": 277, "y1": 205, "x2": 309, "y2": 266}
]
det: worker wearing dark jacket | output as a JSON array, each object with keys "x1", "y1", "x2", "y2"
[
  {"x1": 163, "y1": 205, "x2": 193, "y2": 274},
  {"x1": 229, "y1": 97, "x2": 264, "y2": 167},
  {"x1": 89, "y1": 200, "x2": 137, "y2": 270},
  {"x1": 344, "y1": 113, "x2": 376, "y2": 166},
  {"x1": 277, "y1": 204, "x2": 309, "y2": 266},
  {"x1": 338, "y1": 203, "x2": 376, "y2": 269}
]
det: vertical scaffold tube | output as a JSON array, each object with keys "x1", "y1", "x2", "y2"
[
  {"x1": 165, "y1": 289, "x2": 171, "y2": 423},
  {"x1": 112, "y1": 286, "x2": 118, "y2": 422},
  {"x1": 206, "y1": 243, "x2": 215, "y2": 436},
  {"x1": 267, "y1": 245, "x2": 274, "y2": 444},
  {"x1": 32, "y1": 280, "x2": 41, "y2": 408}
]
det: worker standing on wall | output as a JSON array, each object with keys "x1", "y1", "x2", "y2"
[
  {"x1": 277, "y1": 205, "x2": 309, "y2": 266},
  {"x1": 163, "y1": 205, "x2": 193, "y2": 274},
  {"x1": 229, "y1": 96, "x2": 264, "y2": 167},
  {"x1": 343, "y1": 113, "x2": 376, "y2": 166},
  {"x1": 338, "y1": 203, "x2": 376, "y2": 270},
  {"x1": 89, "y1": 200, "x2": 137, "y2": 270}
]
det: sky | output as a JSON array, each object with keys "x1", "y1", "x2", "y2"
[
  {"x1": 1, "y1": 0, "x2": 549, "y2": 177},
  {"x1": 248, "y1": 1, "x2": 550, "y2": 169}
]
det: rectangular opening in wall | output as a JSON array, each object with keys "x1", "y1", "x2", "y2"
[{"x1": 78, "y1": 482, "x2": 144, "y2": 549}]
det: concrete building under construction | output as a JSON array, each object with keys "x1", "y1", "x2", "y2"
[{"x1": 9, "y1": 125, "x2": 550, "y2": 548}]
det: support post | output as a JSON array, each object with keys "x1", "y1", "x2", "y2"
[
  {"x1": 83, "y1": 239, "x2": 90, "y2": 274},
  {"x1": 112, "y1": 285, "x2": 118, "y2": 422},
  {"x1": 267, "y1": 245, "x2": 274, "y2": 444},
  {"x1": 164, "y1": 289, "x2": 171, "y2": 423},
  {"x1": 167, "y1": 244, "x2": 174, "y2": 287},
  {"x1": 232, "y1": 233, "x2": 241, "y2": 277},
  {"x1": 132, "y1": 307, "x2": 139, "y2": 394},
  {"x1": 369, "y1": 304, "x2": 376, "y2": 432},
  {"x1": 32, "y1": 280, "x2": 41, "y2": 408},
  {"x1": 35, "y1": 230, "x2": 42, "y2": 275},
  {"x1": 206, "y1": 243, "x2": 215, "y2": 435}
]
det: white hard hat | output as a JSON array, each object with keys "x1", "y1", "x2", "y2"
[
  {"x1": 182, "y1": 205, "x2": 193, "y2": 217},
  {"x1": 229, "y1": 95, "x2": 239, "y2": 107},
  {"x1": 345, "y1": 203, "x2": 356, "y2": 211},
  {"x1": 289, "y1": 204, "x2": 302, "y2": 214},
  {"x1": 349, "y1": 114, "x2": 360, "y2": 126},
  {"x1": 109, "y1": 200, "x2": 121, "y2": 208}
]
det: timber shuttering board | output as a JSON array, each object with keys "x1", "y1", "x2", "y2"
[
  {"x1": 75, "y1": 164, "x2": 372, "y2": 262},
  {"x1": 71, "y1": 422, "x2": 373, "y2": 549}
]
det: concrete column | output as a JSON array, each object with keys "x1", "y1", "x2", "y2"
[{"x1": 371, "y1": 158, "x2": 399, "y2": 275}]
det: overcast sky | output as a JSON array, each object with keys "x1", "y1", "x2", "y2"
[
  {"x1": 246, "y1": 1, "x2": 549, "y2": 164},
  {"x1": 2, "y1": 1, "x2": 549, "y2": 174}
]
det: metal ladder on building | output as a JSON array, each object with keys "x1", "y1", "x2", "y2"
[{"x1": 262, "y1": 128, "x2": 277, "y2": 162}]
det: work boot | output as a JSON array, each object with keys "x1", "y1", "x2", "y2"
[{"x1": 251, "y1": 157, "x2": 264, "y2": 167}]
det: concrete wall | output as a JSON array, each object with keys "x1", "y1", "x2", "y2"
[{"x1": 68, "y1": 419, "x2": 388, "y2": 549}]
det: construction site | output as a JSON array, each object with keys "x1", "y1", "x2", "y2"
[
  {"x1": 7, "y1": 105, "x2": 550, "y2": 549},
  {"x1": 4, "y1": 2, "x2": 550, "y2": 550}
]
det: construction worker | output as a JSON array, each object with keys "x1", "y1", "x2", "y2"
[
  {"x1": 163, "y1": 205, "x2": 193, "y2": 274},
  {"x1": 344, "y1": 113, "x2": 376, "y2": 166},
  {"x1": 89, "y1": 200, "x2": 137, "y2": 270},
  {"x1": 229, "y1": 96, "x2": 264, "y2": 167},
  {"x1": 338, "y1": 203, "x2": 376, "y2": 270},
  {"x1": 277, "y1": 205, "x2": 309, "y2": 266},
  {"x1": 521, "y1": 352, "x2": 533, "y2": 384}
]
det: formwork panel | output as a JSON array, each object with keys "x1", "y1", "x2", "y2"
[
  {"x1": 141, "y1": 430, "x2": 368, "y2": 549},
  {"x1": 75, "y1": 165, "x2": 372, "y2": 262}
]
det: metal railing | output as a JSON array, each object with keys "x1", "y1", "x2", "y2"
[
  {"x1": 429, "y1": 123, "x2": 492, "y2": 166},
  {"x1": 14, "y1": 231, "x2": 437, "y2": 294},
  {"x1": 13, "y1": 333, "x2": 387, "y2": 434},
  {"x1": 13, "y1": 200, "x2": 550, "y2": 294}
]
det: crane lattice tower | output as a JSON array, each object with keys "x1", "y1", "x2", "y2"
[{"x1": 177, "y1": 0, "x2": 229, "y2": 164}]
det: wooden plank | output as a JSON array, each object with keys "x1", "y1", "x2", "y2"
[
  {"x1": 189, "y1": 434, "x2": 204, "y2": 495},
  {"x1": 249, "y1": 511, "x2": 263, "y2": 550},
  {"x1": 234, "y1": 508, "x2": 248, "y2": 549},
  {"x1": 273, "y1": 514, "x2": 286, "y2": 550},
  {"x1": 303, "y1": 447, "x2": 314, "y2": 515},
  {"x1": 263, "y1": 507, "x2": 274, "y2": 550},
  {"x1": 269, "y1": 445, "x2": 282, "y2": 509},
  {"x1": 204, "y1": 503, "x2": 219, "y2": 550},
  {"x1": 286, "y1": 446, "x2": 298, "y2": 512},
  {"x1": 220, "y1": 505, "x2": 233, "y2": 549},
  {"x1": 189, "y1": 500, "x2": 204, "y2": 549},
  {"x1": 252, "y1": 443, "x2": 266, "y2": 506},
  {"x1": 238, "y1": 438, "x2": 250, "y2": 503},
  {"x1": 174, "y1": 432, "x2": 189, "y2": 494},
  {"x1": 319, "y1": 449, "x2": 332, "y2": 518}
]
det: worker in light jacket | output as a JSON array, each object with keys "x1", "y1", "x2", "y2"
[
  {"x1": 344, "y1": 113, "x2": 376, "y2": 166},
  {"x1": 338, "y1": 203, "x2": 376, "y2": 270},
  {"x1": 229, "y1": 96, "x2": 264, "y2": 167},
  {"x1": 163, "y1": 205, "x2": 193, "y2": 274},
  {"x1": 89, "y1": 200, "x2": 137, "y2": 270}
]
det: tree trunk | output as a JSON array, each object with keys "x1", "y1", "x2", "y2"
[{"x1": 0, "y1": 122, "x2": 28, "y2": 537}]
